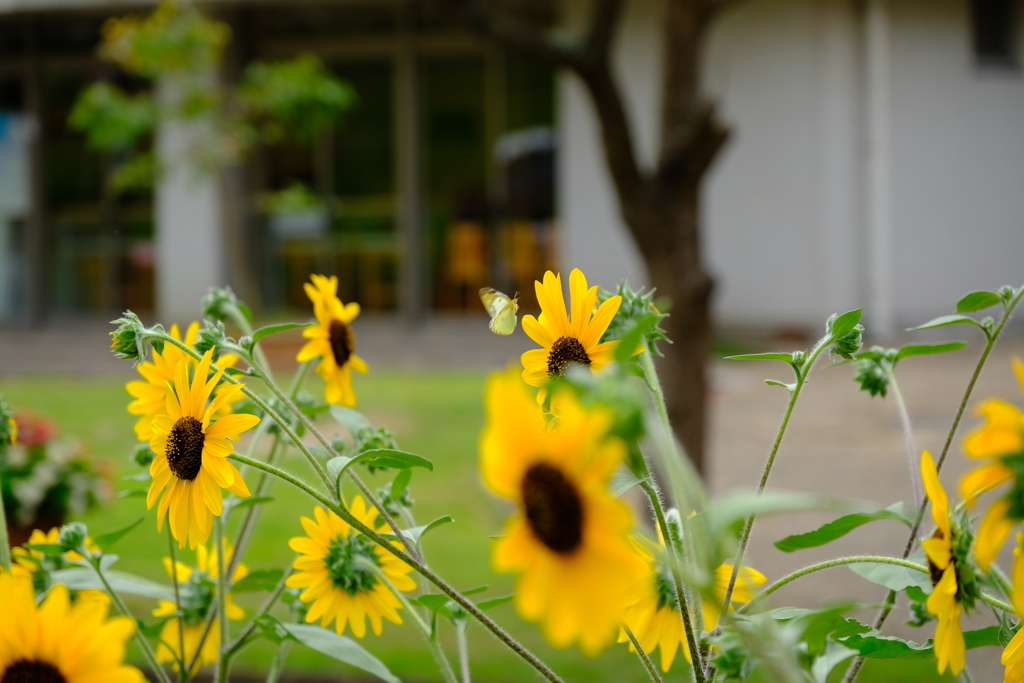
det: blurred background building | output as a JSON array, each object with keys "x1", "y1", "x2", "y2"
[{"x1": 0, "y1": 0, "x2": 1021, "y2": 334}]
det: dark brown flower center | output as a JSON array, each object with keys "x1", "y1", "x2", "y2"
[
  {"x1": 521, "y1": 463, "x2": 584, "y2": 554},
  {"x1": 329, "y1": 319, "x2": 354, "y2": 368},
  {"x1": 1, "y1": 659, "x2": 68, "y2": 683},
  {"x1": 166, "y1": 416, "x2": 205, "y2": 481},
  {"x1": 546, "y1": 336, "x2": 591, "y2": 378}
]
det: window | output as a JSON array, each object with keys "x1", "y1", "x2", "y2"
[{"x1": 971, "y1": 0, "x2": 1018, "y2": 68}]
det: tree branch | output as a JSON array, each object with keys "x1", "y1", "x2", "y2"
[{"x1": 657, "y1": 100, "x2": 730, "y2": 185}]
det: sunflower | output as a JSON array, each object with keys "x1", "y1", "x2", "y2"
[
  {"x1": 9, "y1": 527, "x2": 107, "y2": 602},
  {"x1": 959, "y1": 358, "x2": 1024, "y2": 571},
  {"x1": 148, "y1": 349, "x2": 258, "y2": 549},
  {"x1": 481, "y1": 368, "x2": 647, "y2": 655},
  {"x1": 153, "y1": 540, "x2": 249, "y2": 674},
  {"x1": 286, "y1": 498, "x2": 415, "y2": 637},
  {"x1": 0, "y1": 572, "x2": 144, "y2": 683},
  {"x1": 126, "y1": 322, "x2": 239, "y2": 442},
  {"x1": 1002, "y1": 535, "x2": 1024, "y2": 682},
  {"x1": 297, "y1": 274, "x2": 368, "y2": 407},
  {"x1": 520, "y1": 269, "x2": 639, "y2": 401},
  {"x1": 921, "y1": 450, "x2": 966, "y2": 676},
  {"x1": 619, "y1": 534, "x2": 766, "y2": 672}
]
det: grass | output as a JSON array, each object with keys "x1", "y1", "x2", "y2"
[{"x1": 1, "y1": 371, "x2": 953, "y2": 683}]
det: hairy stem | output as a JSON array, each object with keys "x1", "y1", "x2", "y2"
[
  {"x1": 623, "y1": 623, "x2": 664, "y2": 683},
  {"x1": 230, "y1": 453, "x2": 564, "y2": 683},
  {"x1": 456, "y1": 625, "x2": 471, "y2": 683},
  {"x1": 91, "y1": 555, "x2": 173, "y2": 683},
  {"x1": 167, "y1": 529, "x2": 187, "y2": 683},
  {"x1": 739, "y1": 556, "x2": 929, "y2": 614},
  {"x1": 214, "y1": 518, "x2": 230, "y2": 683},
  {"x1": 370, "y1": 563, "x2": 458, "y2": 683},
  {"x1": 225, "y1": 568, "x2": 292, "y2": 658},
  {"x1": 886, "y1": 369, "x2": 922, "y2": 508},
  {"x1": 722, "y1": 336, "x2": 830, "y2": 615}
]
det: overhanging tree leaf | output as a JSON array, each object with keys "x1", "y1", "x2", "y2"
[{"x1": 774, "y1": 503, "x2": 911, "y2": 552}]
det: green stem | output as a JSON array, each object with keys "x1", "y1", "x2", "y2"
[
  {"x1": 885, "y1": 369, "x2": 922, "y2": 508},
  {"x1": 229, "y1": 453, "x2": 564, "y2": 683},
  {"x1": 623, "y1": 623, "x2": 664, "y2": 683},
  {"x1": 369, "y1": 563, "x2": 458, "y2": 683},
  {"x1": 455, "y1": 625, "x2": 471, "y2": 683},
  {"x1": 0, "y1": 470, "x2": 10, "y2": 572},
  {"x1": 90, "y1": 555, "x2": 173, "y2": 683},
  {"x1": 225, "y1": 568, "x2": 292, "y2": 658},
  {"x1": 214, "y1": 518, "x2": 230, "y2": 683},
  {"x1": 639, "y1": 477, "x2": 705, "y2": 680},
  {"x1": 722, "y1": 336, "x2": 830, "y2": 614},
  {"x1": 265, "y1": 641, "x2": 291, "y2": 683},
  {"x1": 981, "y1": 592, "x2": 1015, "y2": 614},
  {"x1": 167, "y1": 529, "x2": 187, "y2": 683},
  {"x1": 739, "y1": 556, "x2": 930, "y2": 614},
  {"x1": 637, "y1": 353, "x2": 707, "y2": 681}
]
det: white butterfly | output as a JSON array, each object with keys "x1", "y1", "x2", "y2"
[{"x1": 479, "y1": 288, "x2": 520, "y2": 336}]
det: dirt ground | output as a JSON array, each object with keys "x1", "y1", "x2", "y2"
[{"x1": 3, "y1": 316, "x2": 1023, "y2": 679}]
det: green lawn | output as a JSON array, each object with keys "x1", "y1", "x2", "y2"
[{"x1": 0, "y1": 371, "x2": 951, "y2": 683}]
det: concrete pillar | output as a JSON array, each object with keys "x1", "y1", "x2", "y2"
[{"x1": 154, "y1": 77, "x2": 225, "y2": 324}]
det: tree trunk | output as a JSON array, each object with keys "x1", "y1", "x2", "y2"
[{"x1": 632, "y1": 186, "x2": 713, "y2": 474}]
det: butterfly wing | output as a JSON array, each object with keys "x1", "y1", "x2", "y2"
[{"x1": 479, "y1": 288, "x2": 519, "y2": 335}]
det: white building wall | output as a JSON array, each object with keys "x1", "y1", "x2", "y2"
[
  {"x1": 889, "y1": 0, "x2": 1024, "y2": 326},
  {"x1": 559, "y1": 0, "x2": 1024, "y2": 332}
]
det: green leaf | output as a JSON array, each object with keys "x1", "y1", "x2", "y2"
[
  {"x1": 839, "y1": 631, "x2": 930, "y2": 659},
  {"x1": 330, "y1": 406, "x2": 372, "y2": 438},
  {"x1": 831, "y1": 309, "x2": 863, "y2": 339},
  {"x1": 23, "y1": 544, "x2": 67, "y2": 555},
  {"x1": 137, "y1": 617, "x2": 171, "y2": 638},
  {"x1": 963, "y1": 626, "x2": 1001, "y2": 649},
  {"x1": 391, "y1": 469, "x2": 413, "y2": 498},
  {"x1": 476, "y1": 595, "x2": 513, "y2": 611},
  {"x1": 117, "y1": 488, "x2": 148, "y2": 499},
  {"x1": 93, "y1": 516, "x2": 147, "y2": 552},
  {"x1": 725, "y1": 352, "x2": 795, "y2": 363},
  {"x1": 461, "y1": 585, "x2": 489, "y2": 596},
  {"x1": 764, "y1": 379, "x2": 795, "y2": 391},
  {"x1": 849, "y1": 561, "x2": 931, "y2": 593},
  {"x1": 774, "y1": 504, "x2": 911, "y2": 552},
  {"x1": 50, "y1": 568, "x2": 175, "y2": 601},
  {"x1": 908, "y1": 314, "x2": 983, "y2": 332},
  {"x1": 610, "y1": 471, "x2": 647, "y2": 498},
  {"x1": 703, "y1": 491, "x2": 852, "y2": 540},
  {"x1": 956, "y1": 291, "x2": 1002, "y2": 313},
  {"x1": 231, "y1": 569, "x2": 284, "y2": 593},
  {"x1": 895, "y1": 342, "x2": 967, "y2": 362},
  {"x1": 237, "y1": 302, "x2": 254, "y2": 324},
  {"x1": 227, "y1": 496, "x2": 275, "y2": 515},
  {"x1": 413, "y1": 594, "x2": 451, "y2": 614},
  {"x1": 327, "y1": 450, "x2": 433, "y2": 486},
  {"x1": 250, "y1": 322, "x2": 313, "y2": 347},
  {"x1": 385, "y1": 516, "x2": 454, "y2": 545},
  {"x1": 283, "y1": 623, "x2": 400, "y2": 683}
]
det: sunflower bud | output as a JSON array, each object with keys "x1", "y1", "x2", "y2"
[
  {"x1": 58, "y1": 522, "x2": 89, "y2": 555},
  {"x1": 109, "y1": 311, "x2": 149, "y2": 362},
  {"x1": 203, "y1": 285, "x2": 252, "y2": 327},
  {"x1": 193, "y1": 320, "x2": 232, "y2": 360},
  {"x1": 132, "y1": 442, "x2": 156, "y2": 468},
  {"x1": 825, "y1": 311, "x2": 864, "y2": 360},
  {"x1": 597, "y1": 282, "x2": 671, "y2": 356},
  {"x1": 853, "y1": 347, "x2": 896, "y2": 398}
]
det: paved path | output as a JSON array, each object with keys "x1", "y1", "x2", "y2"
[{"x1": 3, "y1": 317, "x2": 1023, "y2": 677}]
